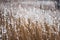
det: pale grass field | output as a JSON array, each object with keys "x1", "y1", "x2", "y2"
[
  {"x1": 0, "y1": 13, "x2": 60, "y2": 40},
  {"x1": 0, "y1": 1, "x2": 60, "y2": 40}
]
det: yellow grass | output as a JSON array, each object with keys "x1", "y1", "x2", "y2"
[{"x1": 0, "y1": 13, "x2": 60, "y2": 40}]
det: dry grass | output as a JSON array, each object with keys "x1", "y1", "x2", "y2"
[{"x1": 0, "y1": 12, "x2": 60, "y2": 40}]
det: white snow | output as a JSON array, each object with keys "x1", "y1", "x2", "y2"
[{"x1": 0, "y1": 1, "x2": 59, "y2": 25}]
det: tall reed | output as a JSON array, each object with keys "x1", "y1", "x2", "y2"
[{"x1": 0, "y1": 12, "x2": 60, "y2": 40}]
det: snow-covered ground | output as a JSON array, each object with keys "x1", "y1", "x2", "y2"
[
  {"x1": 0, "y1": 1, "x2": 60, "y2": 27},
  {"x1": 0, "y1": 1, "x2": 59, "y2": 25}
]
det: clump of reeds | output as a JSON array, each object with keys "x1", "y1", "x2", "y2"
[{"x1": 0, "y1": 11, "x2": 60, "y2": 40}]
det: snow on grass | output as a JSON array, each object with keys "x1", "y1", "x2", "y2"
[{"x1": 0, "y1": 1, "x2": 59, "y2": 25}]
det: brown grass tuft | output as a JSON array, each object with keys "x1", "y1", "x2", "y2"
[{"x1": 0, "y1": 13, "x2": 60, "y2": 40}]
